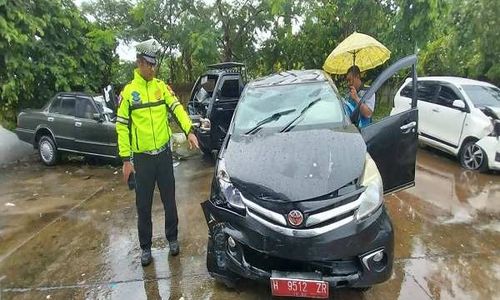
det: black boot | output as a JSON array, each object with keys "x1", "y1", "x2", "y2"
[
  {"x1": 169, "y1": 241, "x2": 180, "y2": 256},
  {"x1": 141, "y1": 249, "x2": 152, "y2": 266}
]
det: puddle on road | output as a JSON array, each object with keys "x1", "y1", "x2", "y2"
[
  {"x1": 401, "y1": 255, "x2": 500, "y2": 300},
  {"x1": 404, "y1": 149, "x2": 500, "y2": 225},
  {"x1": 0, "y1": 148, "x2": 499, "y2": 299}
]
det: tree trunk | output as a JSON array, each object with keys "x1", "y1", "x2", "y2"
[{"x1": 223, "y1": 32, "x2": 233, "y2": 62}]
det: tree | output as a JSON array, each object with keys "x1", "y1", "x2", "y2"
[
  {"x1": 83, "y1": 0, "x2": 220, "y2": 84},
  {"x1": 417, "y1": 0, "x2": 500, "y2": 85},
  {"x1": 0, "y1": 0, "x2": 118, "y2": 128},
  {"x1": 214, "y1": 0, "x2": 270, "y2": 62}
]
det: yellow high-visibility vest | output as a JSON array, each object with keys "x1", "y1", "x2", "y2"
[{"x1": 116, "y1": 69, "x2": 192, "y2": 160}]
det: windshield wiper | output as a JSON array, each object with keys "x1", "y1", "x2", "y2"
[
  {"x1": 280, "y1": 97, "x2": 322, "y2": 132},
  {"x1": 245, "y1": 108, "x2": 296, "y2": 135}
]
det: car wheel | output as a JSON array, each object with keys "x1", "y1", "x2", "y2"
[
  {"x1": 38, "y1": 135, "x2": 59, "y2": 166},
  {"x1": 206, "y1": 238, "x2": 239, "y2": 288},
  {"x1": 459, "y1": 141, "x2": 488, "y2": 172}
]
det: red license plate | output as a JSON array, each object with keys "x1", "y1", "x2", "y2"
[{"x1": 270, "y1": 277, "x2": 329, "y2": 299}]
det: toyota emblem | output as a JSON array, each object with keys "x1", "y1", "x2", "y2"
[{"x1": 287, "y1": 210, "x2": 304, "y2": 226}]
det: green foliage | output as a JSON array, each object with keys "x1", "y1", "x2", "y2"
[
  {"x1": 0, "y1": 0, "x2": 118, "y2": 127},
  {"x1": 1, "y1": 0, "x2": 499, "y2": 128}
]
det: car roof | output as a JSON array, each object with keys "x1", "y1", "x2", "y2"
[
  {"x1": 414, "y1": 76, "x2": 496, "y2": 87},
  {"x1": 57, "y1": 91, "x2": 93, "y2": 97},
  {"x1": 203, "y1": 61, "x2": 246, "y2": 76},
  {"x1": 249, "y1": 70, "x2": 328, "y2": 88},
  {"x1": 203, "y1": 69, "x2": 241, "y2": 76},
  {"x1": 207, "y1": 62, "x2": 245, "y2": 70}
]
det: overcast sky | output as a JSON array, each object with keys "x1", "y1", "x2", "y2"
[{"x1": 73, "y1": 0, "x2": 138, "y2": 61}]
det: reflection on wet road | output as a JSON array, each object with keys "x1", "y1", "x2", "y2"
[{"x1": 0, "y1": 148, "x2": 498, "y2": 299}]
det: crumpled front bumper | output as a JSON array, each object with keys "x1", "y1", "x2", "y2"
[
  {"x1": 476, "y1": 136, "x2": 500, "y2": 171},
  {"x1": 201, "y1": 199, "x2": 394, "y2": 288}
]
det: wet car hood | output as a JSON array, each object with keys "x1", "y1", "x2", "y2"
[{"x1": 223, "y1": 127, "x2": 366, "y2": 201}]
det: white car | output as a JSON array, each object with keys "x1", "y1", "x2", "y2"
[{"x1": 391, "y1": 76, "x2": 500, "y2": 171}]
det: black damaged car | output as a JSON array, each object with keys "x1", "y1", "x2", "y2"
[{"x1": 201, "y1": 56, "x2": 419, "y2": 298}]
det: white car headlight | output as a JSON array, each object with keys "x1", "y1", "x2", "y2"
[
  {"x1": 356, "y1": 154, "x2": 384, "y2": 221},
  {"x1": 217, "y1": 160, "x2": 245, "y2": 210}
]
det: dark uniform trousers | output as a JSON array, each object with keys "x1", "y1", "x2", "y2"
[{"x1": 133, "y1": 147, "x2": 178, "y2": 250}]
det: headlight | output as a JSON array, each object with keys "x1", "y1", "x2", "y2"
[
  {"x1": 216, "y1": 160, "x2": 245, "y2": 210},
  {"x1": 356, "y1": 154, "x2": 384, "y2": 221}
]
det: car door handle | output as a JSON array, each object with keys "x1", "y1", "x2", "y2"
[
  {"x1": 432, "y1": 108, "x2": 440, "y2": 112},
  {"x1": 400, "y1": 121, "x2": 417, "y2": 134},
  {"x1": 75, "y1": 122, "x2": 82, "y2": 127},
  {"x1": 47, "y1": 117, "x2": 54, "y2": 122}
]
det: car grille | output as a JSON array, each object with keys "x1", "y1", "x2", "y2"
[
  {"x1": 242, "y1": 244, "x2": 360, "y2": 276},
  {"x1": 241, "y1": 186, "x2": 364, "y2": 238}
]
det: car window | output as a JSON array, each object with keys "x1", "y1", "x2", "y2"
[
  {"x1": 76, "y1": 98, "x2": 96, "y2": 119},
  {"x1": 462, "y1": 85, "x2": 500, "y2": 108},
  {"x1": 233, "y1": 82, "x2": 344, "y2": 134},
  {"x1": 59, "y1": 97, "x2": 76, "y2": 116},
  {"x1": 400, "y1": 82, "x2": 413, "y2": 98},
  {"x1": 200, "y1": 75, "x2": 218, "y2": 93},
  {"x1": 435, "y1": 85, "x2": 460, "y2": 108},
  {"x1": 417, "y1": 82, "x2": 439, "y2": 103},
  {"x1": 220, "y1": 79, "x2": 241, "y2": 99},
  {"x1": 401, "y1": 82, "x2": 438, "y2": 103},
  {"x1": 49, "y1": 97, "x2": 62, "y2": 113},
  {"x1": 192, "y1": 75, "x2": 218, "y2": 104}
]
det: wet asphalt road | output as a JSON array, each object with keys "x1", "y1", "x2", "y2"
[{"x1": 0, "y1": 147, "x2": 499, "y2": 300}]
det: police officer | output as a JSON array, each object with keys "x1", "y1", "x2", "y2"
[{"x1": 116, "y1": 39, "x2": 199, "y2": 266}]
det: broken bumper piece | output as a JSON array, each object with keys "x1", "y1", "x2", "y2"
[{"x1": 201, "y1": 199, "x2": 394, "y2": 288}]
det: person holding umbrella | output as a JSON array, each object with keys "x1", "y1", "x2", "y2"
[
  {"x1": 345, "y1": 65, "x2": 375, "y2": 127},
  {"x1": 323, "y1": 32, "x2": 390, "y2": 127}
]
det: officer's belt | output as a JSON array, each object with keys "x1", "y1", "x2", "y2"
[{"x1": 143, "y1": 143, "x2": 169, "y2": 155}]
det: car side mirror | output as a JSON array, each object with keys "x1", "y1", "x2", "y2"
[
  {"x1": 452, "y1": 100, "x2": 466, "y2": 110},
  {"x1": 93, "y1": 113, "x2": 103, "y2": 122}
]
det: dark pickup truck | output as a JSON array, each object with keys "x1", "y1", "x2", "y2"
[
  {"x1": 188, "y1": 62, "x2": 246, "y2": 155},
  {"x1": 15, "y1": 91, "x2": 118, "y2": 165}
]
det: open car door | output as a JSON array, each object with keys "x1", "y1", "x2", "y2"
[
  {"x1": 207, "y1": 74, "x2": 244, "y2": 149},
  {"x1": 103, "y1": 85, "x2": 117, "y2": 113},
  {"x1": 360, "y1": 55, "x2": 419, "y2": 194}
]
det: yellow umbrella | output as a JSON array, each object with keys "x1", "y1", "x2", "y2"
[{"x1": 323, "y1": 32, "x2": 391, "y2": 74}]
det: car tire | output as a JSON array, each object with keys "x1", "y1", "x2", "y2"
[
  {"x1": 459, "y1": 140, "x2": 488, "y2": 172},
  {"x1": 38, "y1": 135, "x2": 59, "y2": 166},
  {"x1": 206, "y1": 238, "x2": 239, "y2": 288}
]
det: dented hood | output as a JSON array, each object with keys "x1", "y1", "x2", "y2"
[{"x1": 223, "y1": 127, "x2": 366, "y2": 201}]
